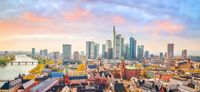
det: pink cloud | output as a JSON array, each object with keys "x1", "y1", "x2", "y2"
[
  {"x1": 153, "y1": 20, "x2": 184, "y2": 33},
  {"x1": 0, "y1": 20, "x2": 61, "y2": 36},
  {"x1": 141, "y1": 20, "x2": 184, "y2": 35},
  {"x1": 64, "y1": 8, "x2": 92, "y2": 21},
  {"x1": 21, "y1": 12, "x2": 50, "y2": 23},
  {"x1": 111, "y1": 15, "x2": 125, "y2": 25}
]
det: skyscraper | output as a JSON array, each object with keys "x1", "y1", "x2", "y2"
[
  {"x1": 124, "y1": 43, "x2": 129, "y2": 60},
  {"x1": 86, "y1": 41, "x2": 95, "y2": 59},
  {"x1": 137, "y1": 45, "x2": 144, "y2": 62},
  {"x1": 94, "y1": 43, "x2": 99, "y2": 59},
  {"x1": 63, "y1": 44, "x2": 72, "y2": 60},
  {"x1": 160, "y1": 52, "x2": 164, "y2": 61},
  {"x1": 120, "y1": 37, "x2": 124, "y2": 59},
  {"x1": 115, "y1": 34, "x2": 121, "y2": 59},
  {"x1": 107, "y1": 48, "x2": 113, "y2": 59},
  {"x1": 102, "y1": 44, "x2": 106, "y2": 58},
  {"x1": 32, "y1": 48, "x2": 35, "y2": 57},
  {"x1": 53, "y1": 51, "x2": 60, "y2": 63},
  {"x1": 130, "y1": 37, "x2": 136, "y2": 60},
  {"x1": 73, "y1": 51, "x2": 79, "y2": 61},
  {"x1": 144, "y1": 50, "x2": 149, "y2": 60},
  {"x1": 106, "y1": 40, "x2": 112, "y2": 51},
  {"x1": 113, "y1": 26, "x2": 116, "y2": 59},
  {"x1": 182, "y1": 49, "x2": 187, "y2": 60},
  {"x1": 167, "y1": 43, "x2": 174, "y2": 59},
  {"x1": 44, "y1": 49, "x2": 48, "y2": 57}
]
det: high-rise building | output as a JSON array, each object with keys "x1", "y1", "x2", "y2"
[
  {"x1": 107, "y1": 48, "x2": 113, "y2": 59},
  {"x1": 106, "y1": 40, "x2": 112, "y2": 51},
  {"x1": 120, "y1": 37, "x2": 124, "y2": 59},
  {"x1": 182, "y1": 49, "x2": 187, "y2": 60},
  {"x1": 53, "y1": 51, "x2": 60, "y2": 63},
  {"x1": 102, "y1": 44, "x2": 106, "y2": 58},
  {"x1": 32, "y1": 48, "x2": 35, "y2": 57},
  {"x1": 86, "y1": 41, "x2": 95, "y2": 59},
  {"x1": 130, "y1": 37, "x2": 136, "y2": 60},
  {"x1": 73, "y1": 51, "x2": 79, "y2": 61},
  {"x1": 44, "y1": 49, "x2": 48, "y2": 57},
  {"x1": 113, "y1": 26, "x2": 116, "y2": 59},
  {"x1": 167, "y1": 43, "x2": 174, "y2": 59},
  {"x1": 115, "y1": 34, "x2": 121, "y2": 59},
  {"x1": 137, "y1": 45, "x2": 144, "y2": 62},
  {"x1": 39, "y1": 50, "x2": 44, "y2": 57},
  {"x1": 144, "y1": 50, "x2": 149, "y2": 60},
  {"x1": 160, "y1": 52, "x2": 164, "y2": 61},
  {"x1": 63, "y1": 44, "x2": 72, "y2": 60},
  {"x1": 124, "y1": 43, "x2": 129, "y2": 60},
  {"x1": 94, "y1": 43, "x2": 99, "y2": 59}
]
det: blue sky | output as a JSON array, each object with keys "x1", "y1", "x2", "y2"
[{"x1": 0, "y1": 0, "x2": 200, "y2": 56}]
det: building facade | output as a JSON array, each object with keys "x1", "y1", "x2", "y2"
[
  {"x1": 86, "y1": 41, "x2": 95, "y2": 59},
  {"x1": 137, "y1": 45, "x2": 144, "y2": 62},
  {"x1": 167, "y1": 43, "x2": 174, "y2": 59},
  {"x1": 130, "y1": 37, "x2": 136, "y2": 60},
  {"x1": 63, "y1": 44, "x2": 72, "y2": 60}
]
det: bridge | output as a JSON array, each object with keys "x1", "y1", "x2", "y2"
[
  {"x1": 0, "y1": 80, "x2": 10, "y2": 82},
  {"x1": 8, "y1": 61, "x2": 38, "y2": 65}
]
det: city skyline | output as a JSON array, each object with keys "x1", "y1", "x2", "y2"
[{"x1": 0, "y1": 0, "x2": 200, "y2": 56}]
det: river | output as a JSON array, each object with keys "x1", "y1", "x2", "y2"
[{"x1": 0, "y1": 55, "x2": 37, "y2": 87}]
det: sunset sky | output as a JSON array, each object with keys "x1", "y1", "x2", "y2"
[{"x1": 0, "y1": 0, "x2": 200, "y2": 56}]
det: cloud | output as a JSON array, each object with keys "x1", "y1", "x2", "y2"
[
  {"x1": 153, "y1": 20, "x2": 184, "y2": 33},
  {"x1": 140, "y1": 20, "x2": 184, "y2": 35},
  {"x1": 21, "y1": 12, "x2": 50, "y2": 23},
  {"x1": 63, "y1": 7, "x2": 92, "y2": 21},
  {"x1": 111, "y1": 15, "x2": 125, "y2": 25}
]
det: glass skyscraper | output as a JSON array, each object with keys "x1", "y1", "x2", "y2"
[
  {"x1": 63, "y1": 44, "x2": 72, "y2": 60},
  {"x1": 86, "y1": 41, "x2": 95, "y2": 59},
  {"x1": 137, "y1": 45, "x2": 144, "y2": 62},
  {"x1": 130, "y1": 37, "x2": 136, "y2": 60},
  {"x1": 167, "y1": 43, "x2": 174, "y2": 59}
]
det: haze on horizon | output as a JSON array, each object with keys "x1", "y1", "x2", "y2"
[{"x1": 0, "y1": 0, "x2": 200, "y2": 56}]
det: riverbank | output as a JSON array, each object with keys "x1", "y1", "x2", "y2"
[{"x1": 0, "y1": 55, "x2": 15, "y2": 66}]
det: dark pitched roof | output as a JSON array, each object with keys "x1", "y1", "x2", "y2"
[{"x1": 88, "y1": 65, "x2": 97, "y2": 69}]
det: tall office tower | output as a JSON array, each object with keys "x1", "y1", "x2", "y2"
[
  {"x1": 73, "y1": 51, "x2": 79, "y2": 61},
  {"x1": 39, "y1": 50, "x2": 44, "y2": 57},
  {"x1": 113, "y1": 26, "x2": 116, "y2": 59},
  {"x1": 106, "y1": 40, "x2": 112, "y2": 51},
  {"x1": 32, "y1": 48, "x2": 35, "y2": 57},
  {"x1": 94, "y1": 43, "x2": 99, "y2": 59},
  {"x1": 182, "y1": 49, "x2": 187, "y2": 60},
  {"x1": 120, "y1": 37, "x2": 125, "y2": 59},
  {"x1": 160, "y1": 52, "x2": 164, "y2": 61},
  {"x1": 63, "y1": 44, "x2": 72, "y2": 60},
  {"x1": 130, "y1": 37, "x2": 136, "y2": 60},
  {"x1": 167, "y1": 43, "x2": 174, "y2": 59},
  {"x1": 53, "y1": 51, "x2": 60, "y2": 63},
  {"x1": 137, "y1": 45, "x2": 144, "y2": 62},
  {"x1": 86, "y1": 41, "x2": 95, "y2": 59},
  {"x1": 115, "y1": 34, "x2": 121, "y2": 59},
  {"x1": 144, "y1": 50, "x2": 149, "y2": 60},
  {"x1": 43, "y1": 49, "x2": 48, "y2": 57},
  {"x1": 164, "y1": 52, "x2": 168, "y2": 59},
  {"x1": 102, "y1": 44, "x2": 106, "y2": 58},
  {"x1": 124, "y1": 43, "x2": 129, "y2": 60},
  {"x1": 107, "y1": 48, "x2": 113, "y2": 59}
]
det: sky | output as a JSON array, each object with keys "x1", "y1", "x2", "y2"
[{"x1": 0, "y1": 0, "x2": 200, "y2": 56}]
